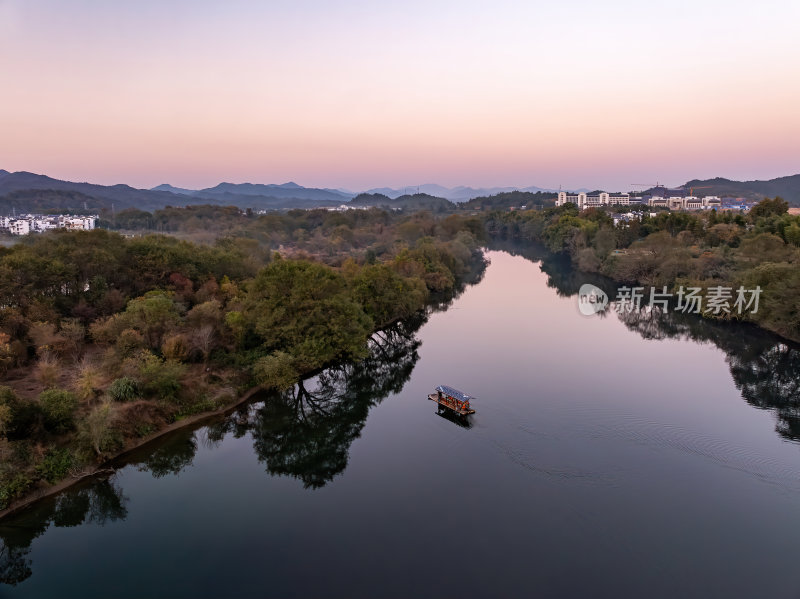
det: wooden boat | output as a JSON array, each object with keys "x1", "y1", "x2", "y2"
[{"x1": 428, "y1": 385, "x2": 476, "y2": 416}]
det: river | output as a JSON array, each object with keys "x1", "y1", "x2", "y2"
[{"x1": 3, "y1": 249, "x2": 800, "y2": 598}]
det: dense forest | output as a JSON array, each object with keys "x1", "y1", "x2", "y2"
[
  {"x1": 0, "y1": 209, "x2": 486, "y2": 511},
  {"x1": 486, "y1": 197, "x2": 800, "y2": 340}
]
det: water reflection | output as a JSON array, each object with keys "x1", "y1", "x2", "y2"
[
  {"x1": 136, "y1": 431, "x2": 198, "y2": 478},
  {"x1": 616, "y1": 306, "x2": 800, "y2": 442},
  {"x1": 208, "y1": 315, "x2": 424, "y2": 488},
  {"x1": 0, "y1": 479, "x2": 127, "y2": 585},
  {"x1": 435, "y1": 408, "x2": 474, "y2": 429},
  {"x1": 497, "y1": 240, "x2": 800, "y2": 443}
]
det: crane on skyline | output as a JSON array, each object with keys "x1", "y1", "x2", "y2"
[{"x1": 688, "y1": 185, "x2": 713, "y2": 196}]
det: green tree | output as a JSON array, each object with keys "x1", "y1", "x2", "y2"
[
  {"x1": 245, "y1": 261, "x2": 373, "y2": 370},
  {"x1": 750, "y1": 197, "x2": 789, "y2": 219},
  {"x1": 351, "y1": 265, "x2": 426, "y2": 327},
  {"x1": 39, "y1": 389, "x2": 78, "y2": 432},
  {"x1": 122, "y1": 292, "x2": 182, "y2": 349},
  {"x1": 253, "y1": 352, "x2": 298, "y2": 391}
]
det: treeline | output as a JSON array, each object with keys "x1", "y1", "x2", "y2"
[
  {"x1": 486, "y1": 197, "x2": 800, "y2": 340},
  {"x1": 101, "y1": 193, "x2": 552, "y2": 241},
  {"x1": 0, "y1": 213, "x2": 485, "y2": 510},
  {"x1": 459, "y1": 191, "x2": 557, "y2": 211},
  {"x1": 102, "y1": 205, "x2": 486, "y2": 261}
]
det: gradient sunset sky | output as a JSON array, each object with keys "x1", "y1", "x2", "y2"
[{"x1": 2, "y1": 0, "x2": 799, "y2": 191}]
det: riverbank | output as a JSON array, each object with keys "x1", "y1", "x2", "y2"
[
  {"x1": 0, "y1": 247, "x2": 487, "y2": 520},
  {"x1": 0, "y1": 384, "x2": 266, "y2": 521},
  {"x1": 485, "y1": 199, "x2": 800, "y2": 342}
]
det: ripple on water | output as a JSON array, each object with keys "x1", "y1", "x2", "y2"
[{"x1": 592, "y1": 414, "x2": 800, "y2": 491}]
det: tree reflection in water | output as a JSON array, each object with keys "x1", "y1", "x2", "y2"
[
  {"x1": 0, "y1": 478, "x2": 128, "y2": 586},
  {"x1": 208, "y1": 313, "x2": 425, "y2": 488},
  {"x1": 135, "y1": 430, "x2": 199, "y2": 478},
  {"x1": 497, "y1": 240, "x2": 800, "y2": 443},
  {"x1": 617, "y1": 306, "x2": 800, "y2": 441}
]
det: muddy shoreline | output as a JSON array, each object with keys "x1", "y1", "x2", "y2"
[{"x1": 0, "y1": 385, "x2": 265, "y2": 522}]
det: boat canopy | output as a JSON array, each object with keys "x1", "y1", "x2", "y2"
[{"x1": 435, "y1": 385, "x2": 475, "y2": 403}]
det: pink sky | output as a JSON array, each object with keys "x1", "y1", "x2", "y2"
[{"x1": 1, "y1": 0, "x2": 799, "y2": 191}]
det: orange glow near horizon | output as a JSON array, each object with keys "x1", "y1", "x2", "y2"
[{"x1": 1, "y1": 1, "x2": 799, "y2": 191}]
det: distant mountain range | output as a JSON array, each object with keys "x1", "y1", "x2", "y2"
[
  {"x1": 364, "y1": 184, "x2": 567, "y2": 201},
  {"x1": 151, "y1": 181, "x2": 351, "y2": 203},
  {"x1": 0, "y1": 172, "x2": 574, "y2": 214},
  {"x1": 0, "y1": 172, "x2": 350, "y2": 213},
  {"x1": 0, "y1": 170, "x2": 798, "y2": 214}
]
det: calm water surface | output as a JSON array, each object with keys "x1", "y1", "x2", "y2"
[{"x1": 3, "y1": 250, "x2": 800, "y2": 598}]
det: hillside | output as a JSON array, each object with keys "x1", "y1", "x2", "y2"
[
  {"x1": 0, "y1": 189, "x2": 112, "y2": 214},
  {"x1": 350, "y1": 193, "x2": 455, "y2": 211},
  {"x1": 681, "y1": 175, "x2": 800, "y2": 204},
  {"x1": 0, "y1": 172, "x2": 350, "y2": 213},
  {"x1": 193, "y1": 182, "x2": 350, "y2": 202},
  {"x1": 365, "y1": 184, "x2": 558, "y2": 202},
  {"x1": 0, "y1": 171, "x2": 194, "y2": 212}
]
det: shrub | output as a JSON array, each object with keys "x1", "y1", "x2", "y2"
[
  {"x1": 39, "y1": 389, "x2": 78, "y2": 432},
  {"x1": 0, "y1": 404, "x2": 10, "y2": 438},
  {"x1": 78, "y1": 401, "x2": 122, "y2": 458},
  {"x1": 35, "y1": 353, "x2": 60, "y2": 388},
  {"x1": 59, "y1": 318, "x2": 86, "y2": 358},
  {"x1": 161, "y1": 334, "x2": 189, "y2": 362},
  {"x1": 108, "y1": 377, "x2": 140, "y2": 402},
  {"x1": 115, "y1": 328, "x2": 146, "y2": 358},
  {"x1": 0, "y1": 386, "x2": 41, "y2": 439},
  {"x1": 138, "y1": 353, "x2": 185, "y2": 401},
  {"x1": 0, "y1": 472, "x2": 34, "y2": 510},
  {"x1": 35, "y1": 447, "x2": 75, "y2": 483},
  {"x1": 74, "y1": 359, "x2": 102, "y2": 402}
]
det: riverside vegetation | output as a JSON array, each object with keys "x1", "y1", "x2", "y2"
[
  {"x1": 4, "y1": 194, "x2": 797, "y2": 512},
  {"x1": 486, "y1": 197, "x2": 800, "y2": 340},
  {"x1": 0, "y1": 208, "x2": 485, "y2": 510}
]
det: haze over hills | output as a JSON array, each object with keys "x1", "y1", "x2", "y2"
[
  {"x1": 350, "y1": 192, "x2": 456, "y2": 211},
  {"x1": 0, "y1": 172, "x2": 349, "y2": 213},
  {"x1": 152, "y1": 181, "x2": 352, "y2": 204},
  {"x1": 0, "y1": 170, "x2": 799, "y2": 215},
  {"x1": 364, "y1": 184, "x2": 572, "y2": 201}
]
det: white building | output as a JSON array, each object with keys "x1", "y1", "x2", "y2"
[
  {"x1": 647, "y1": 196, "x2": 722, "y2": 211},
  {"x1": 8, "y1": 220, "x2": 30, "y2": 235},
  {"x1": 59, "y1": 216, "x2": 96, "y2": 230},
  {"x1": 0, "y1": 214, "x2": 98, "y2": 235},
  {"x1": 557, "y1": 192, "x2": 636, "y2": 209}
]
